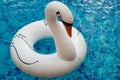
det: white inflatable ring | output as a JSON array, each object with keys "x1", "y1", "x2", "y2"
[{"x1": 10, "y1": 1, "x2": 87, "y2": 78}]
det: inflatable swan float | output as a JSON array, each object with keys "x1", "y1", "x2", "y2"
[{"x1": 10, "y1": 1, "x2": 87, "y2": 78}]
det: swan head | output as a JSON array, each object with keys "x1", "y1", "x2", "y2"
[
  {"x1": 45, "y1": 1, "x2": 74, "y2": 37},
  {"x1": 56, "y1": 11, "x2": 73, "y2": 37}
]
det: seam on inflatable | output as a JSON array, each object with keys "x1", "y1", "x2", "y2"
[{"x1": 11, "y1": 46, "x2": 39, "y2": 65}]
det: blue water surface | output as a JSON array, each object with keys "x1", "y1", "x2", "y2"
[{"x1": 0, "y1": 0, "x2": 120, "y2": 80}]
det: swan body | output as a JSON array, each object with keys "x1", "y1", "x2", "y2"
[{"x1": 10, "y1": 1, "x2": 87, "y2": 78}]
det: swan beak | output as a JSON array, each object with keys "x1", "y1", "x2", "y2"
[
  {"x1": 64, "y1": 25, "x2": 72, "y2": 37},
  {"x1": 61, "y1": 20, "x2": 73, "y2": 37}
]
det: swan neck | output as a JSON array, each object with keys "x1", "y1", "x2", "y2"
[{"x1": 45, "y1": 2, "x2": 76, "y2": 61}]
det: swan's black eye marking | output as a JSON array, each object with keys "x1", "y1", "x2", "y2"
[
  {"x1": 56, "y1": 11, "x2": 62, "y2": 19},
  {"x1": 56, "y1": 11, "x2": 62, "y2": 21},
  {"x1": 43, "y1": 20, "x2": 47, "y2": 26}
]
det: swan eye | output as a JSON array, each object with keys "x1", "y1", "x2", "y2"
[{"x1": 56, "y1": 11, "x2": 61, "y2": 18}]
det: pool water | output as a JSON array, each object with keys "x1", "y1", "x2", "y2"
[
  {"x1": 34, "y1": 38, "x2": 56, "y2": 54},
  {"x1": 0, "y1": 0, "x2": 120, "y2": 80}
]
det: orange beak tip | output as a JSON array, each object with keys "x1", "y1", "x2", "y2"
[{"x1": 64, "y1": 26, "x2": 72, "y2": 37}]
